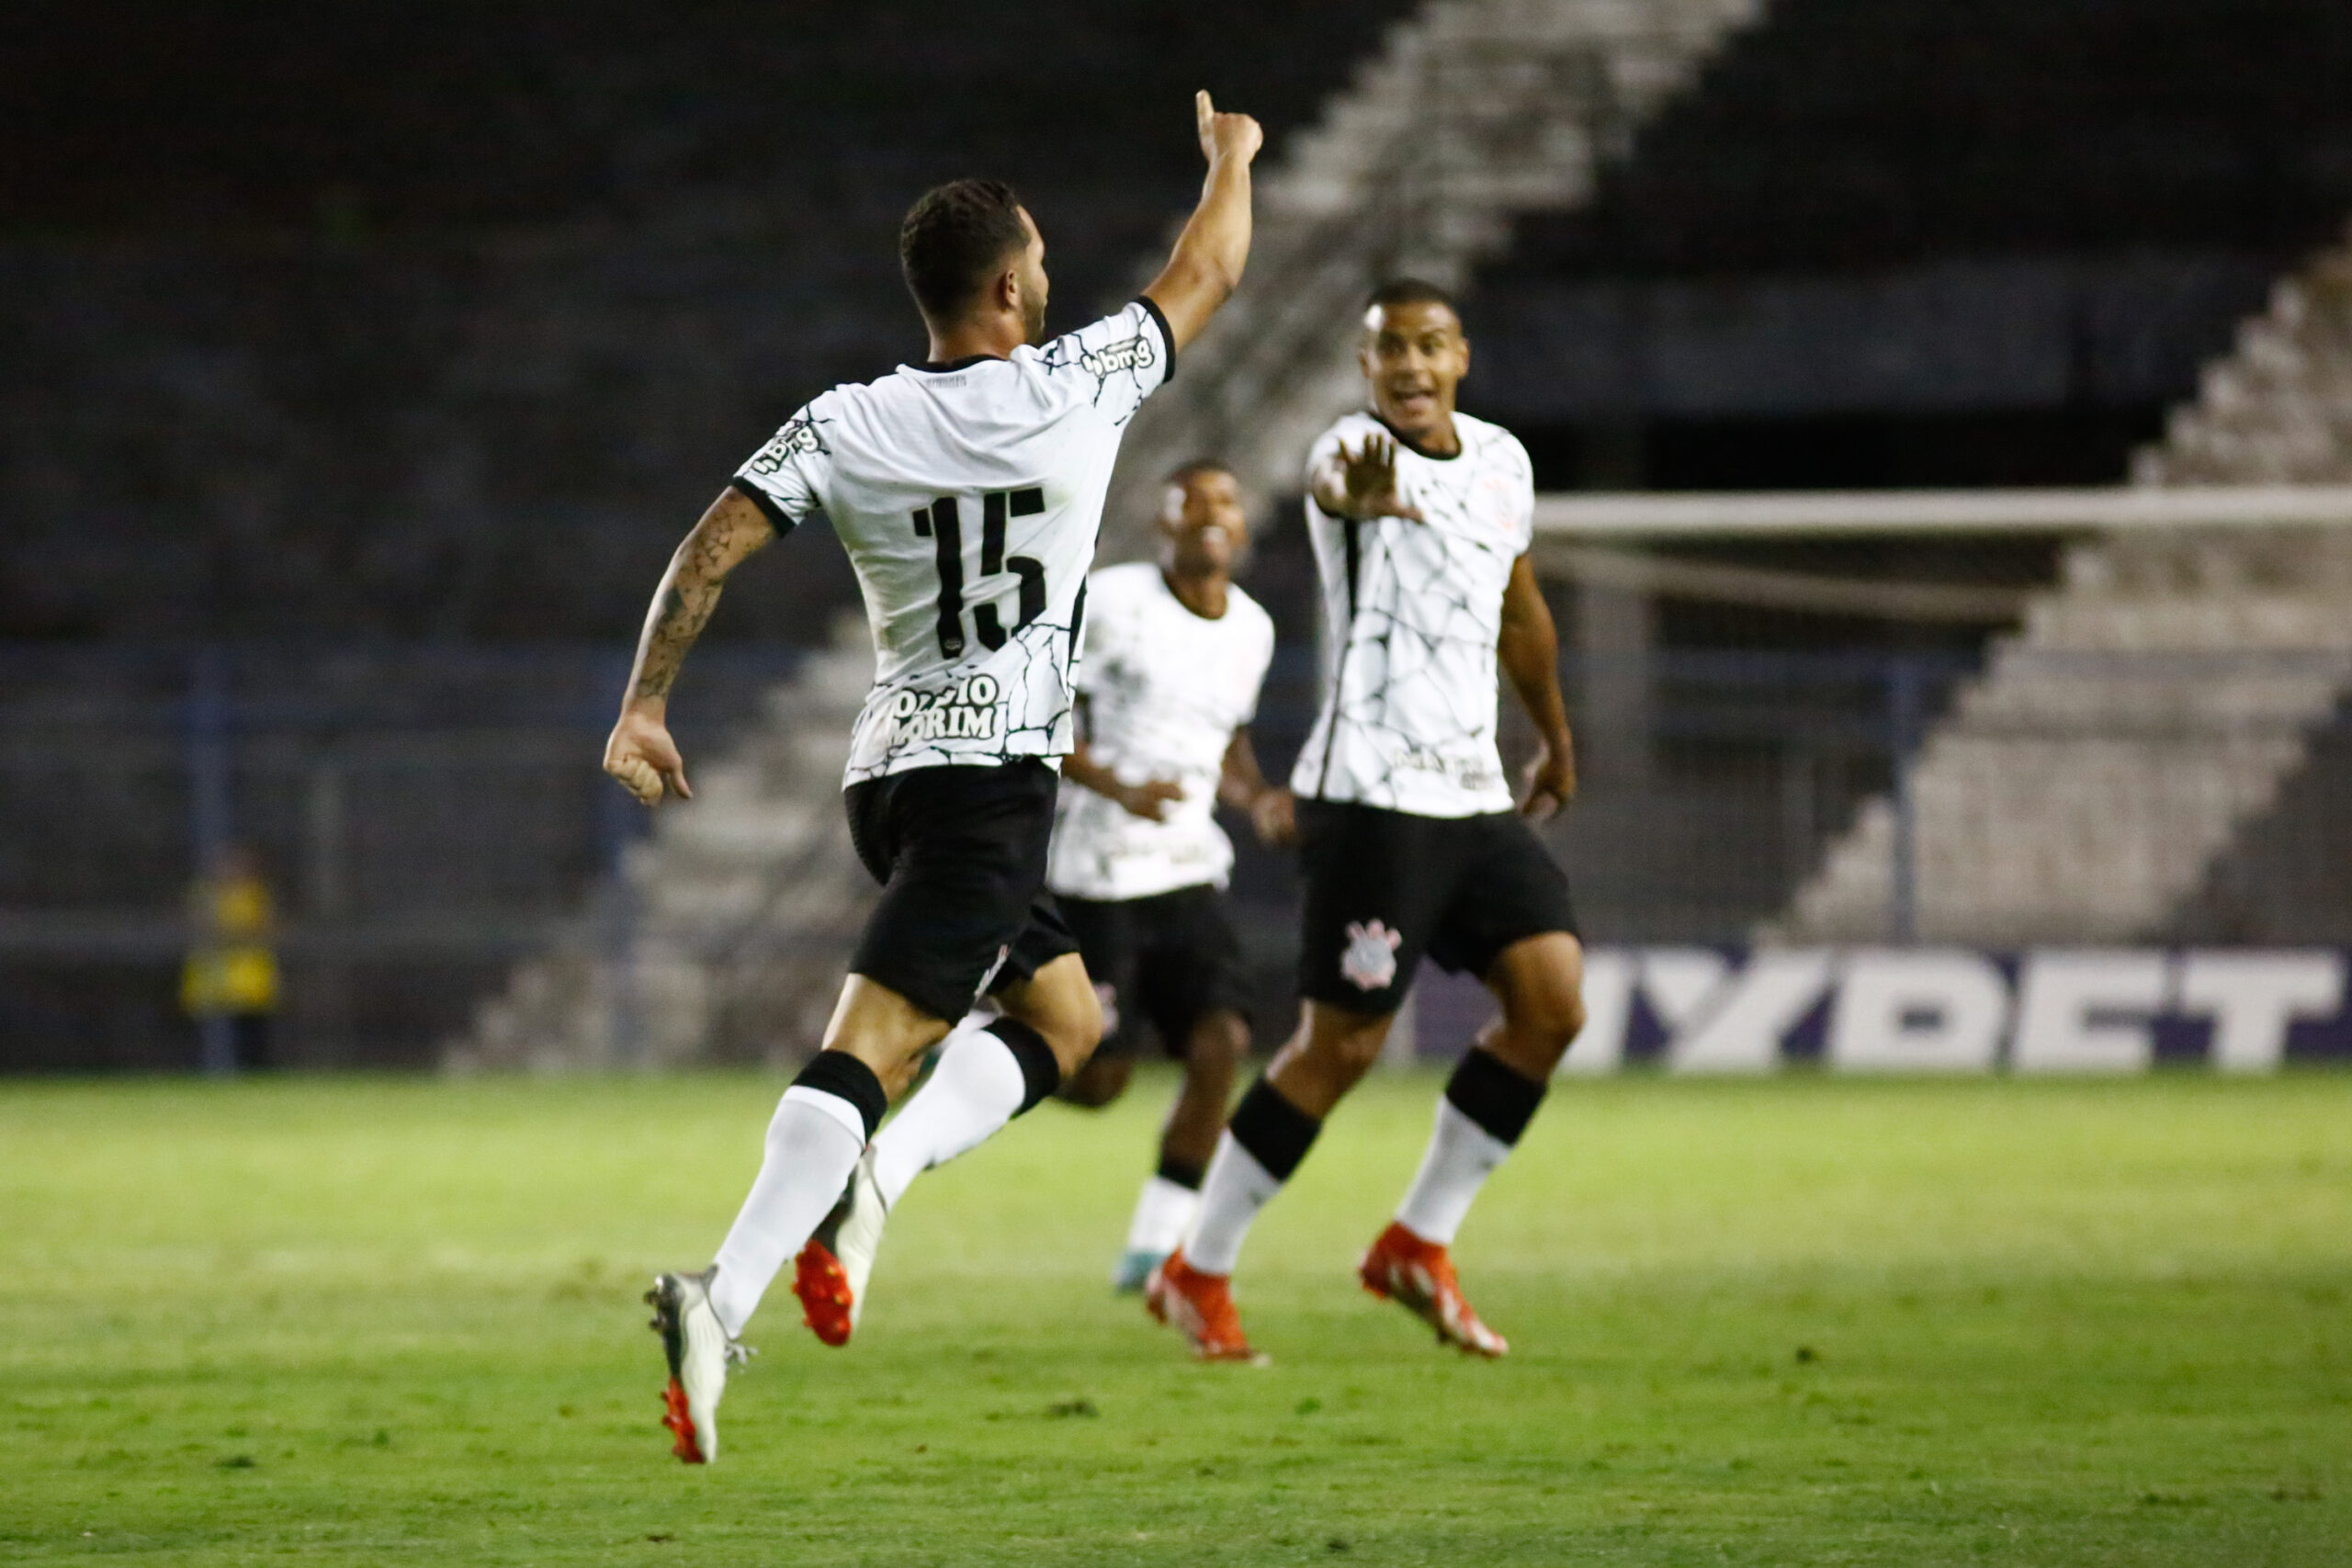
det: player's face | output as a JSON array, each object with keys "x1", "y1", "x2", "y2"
[
  {"x1": 1159, "y1": 468, "x2": 1249, "y2": 575},
  {"x1": 1360, "y1": 300, "x2": 1470, "y2": 438},
  {"x1": 1013, "y1": 207, "x2": 1049, "y2": 345}
]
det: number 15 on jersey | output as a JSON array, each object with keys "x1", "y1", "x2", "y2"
[{"x1": 912, "y1": 488, "x2": 1047, "y2": 658}]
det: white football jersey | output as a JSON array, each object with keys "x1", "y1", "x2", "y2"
[
  {"x1": 1047, "y1": 562, "x2": 1276, "y2": 901},
  {"x1": 1289, "y1": 410, "x2": 1533, "y2": 818},
  {"x1": 731, "y1": 299, "x2": 1176, "y2": 786}
]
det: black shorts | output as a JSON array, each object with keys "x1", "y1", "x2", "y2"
[
  {"x1": 1057, "y1": 884, "x2": 1253, "y2": 1058},
  {"x1": 843, "y1": 760, "x2": 1080, "y2": 1024},
  {"x1": 1295, "y1": 798, "x2": 1578, "y2": 1017}
]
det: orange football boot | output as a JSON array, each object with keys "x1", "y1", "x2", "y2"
[
  {"x1": 791, "y1": 1238, "x2": 854, "y2": 1348},
  {"x1": 1144, "y1": 1247, "x2": 1258, "y2": 1362},
  {"x1": 1357, "y1": 1221, "x2": 1508, "y2": 1359}
]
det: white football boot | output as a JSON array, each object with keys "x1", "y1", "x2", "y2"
[{"x1": 645, "y1": 1267, "x2": 750, "y2": 1462}]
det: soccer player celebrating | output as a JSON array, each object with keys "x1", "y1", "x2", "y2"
[
  {"x1": 604, "y1": 92, "x2": 1263, "y2": 1463},
  {"x1": 1050, "y1": 460, "x2": 1285, "y2": 1293},
  {"x1": 1147, "y1": 278, "x2": 1586, "y2": 1363}
]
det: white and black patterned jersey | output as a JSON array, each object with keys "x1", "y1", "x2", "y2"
[
  {"x1": 731, "y1": 299, "x2": 1176, "y2": 787},
  {"x1": 1046, "y1": 562, "x2": 1276, "y2": 901},
  {"x1": 1289, "y1": 409, "x2": 1533, "y2": 818}
]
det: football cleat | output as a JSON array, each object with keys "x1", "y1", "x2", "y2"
[
  {"x1": 1144, "y1": 1247, "x2": 1259, "y2": 1362},
  {"x1": 1357, "y1": 1221, "x2": 1508, "y2": 1359},
  {"x1": 645, "y1": 1267, "x2": 752, "y2": 1463},
  {"x1": 792, "y1": 1146, "x2": 888, "y2": 1348},
  {"x1": 1110, "y1": 1247, "x2": 1167, "y2": 1296}
]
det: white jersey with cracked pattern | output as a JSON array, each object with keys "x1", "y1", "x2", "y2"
[
  {"x1": 730, "y1": 299, "x2": 1175, "y2": 787},
  {"x1": 1047, "y1": 562, "x2": 1276, "y2": 902},
  {"x1": 1289, "y1": 409, "x2": 1533, "y2": 818}
]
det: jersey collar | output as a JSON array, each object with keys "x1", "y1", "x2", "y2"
[
  {"x1": 1372, "y1": 412, "x2": 1464, "y2": 461},
  {"x1": 909, "y1": 354, "x2": 1006, "y2": 374}
]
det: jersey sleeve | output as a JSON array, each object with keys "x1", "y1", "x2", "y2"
[
  {"x1": 1036, "y1": 299, "x2": 1177, "y2": 426},
  {"x1": 729, "y1": 400, "x2": 834, "y2": 531}
]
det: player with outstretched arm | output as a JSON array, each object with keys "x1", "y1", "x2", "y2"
[
  {"x1": 603, "y1": 93, "x2": 1262, "y2": 1462},
  {"x1": 1147, "y1": 278, "x2": 1587, "y2": 1362}
]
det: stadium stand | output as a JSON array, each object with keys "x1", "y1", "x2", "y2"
[
  {"x1": 0, "y1": 0, "x2": 1421, "y2": 645},
  {"x1": 17, "y1": 0, "x2": 2352, "y2": 1068},
  {"x1": 455, "y1": 645, "x2": 875, "y2": 1071},
  {"x1": 1443, "y1": 0, "x2": 2352, "y2": 947},
  {"x1": 1470, "y1": 0, "x2": 2352, "y2": 486},
  {"x1": 1775, "y1": 240, "x2": 2352, "y2": 943}
]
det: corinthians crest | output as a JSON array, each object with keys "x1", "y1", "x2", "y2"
[{"x1": 1339, "y1": 919, "x2": 1402, "y2": 992}]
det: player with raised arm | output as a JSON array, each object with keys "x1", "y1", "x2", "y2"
[
  {"x1": 1147, "y1": 278, "x2": 1587, "y2": 1363},
  {"x1": 605, "y1": 92, "x2": 1262, "y2": 1462},
  {"x1": 1051, "y1": 459, "x2": 1284, "y2": 1292}
]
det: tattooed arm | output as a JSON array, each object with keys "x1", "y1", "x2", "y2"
[{"x1": 603, "y1": 487, "x2": 777, "y2": 806}]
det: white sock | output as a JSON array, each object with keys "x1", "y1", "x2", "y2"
[
  {"x1": 868, "y1": 1019, "x2": 1030, "y2": 1210},
  {"x1": 1123, "y1": 1175, "x2": 1200, "y2": 1258},
  {"x1": 708, "y1": 1086, "x2": 867, "y2": 1337},
  {"x1": 1392, "y1": 1099, "x2": 1513, "y2": 1247},
  {"x1": 1180, "y1": 1132, "x2": 1283, "y2": 1275}
]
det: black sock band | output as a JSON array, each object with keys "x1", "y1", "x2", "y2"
[
  {"x1": 1444, "y1": 1047, "x2": 1547, "y2": 1146},
  {"x1": 1155, "y1": 1153, "x2": 1207, "y2": 1191},
  {"x1": 986, "y1": 1017, "x2": 1062, "y2": 1115},
  {"x1": 792, "y1": 1051, "x2": 888, "y2": 1142},
  {"x1": 1227, "y1": 1077, "x2": 1322, "y2": 1182}
]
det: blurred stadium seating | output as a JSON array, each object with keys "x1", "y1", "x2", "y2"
[
  {"x1": 8, "y1": 0, "x2": 2352, "y2": 1070},
  {"x1": 0, "y1": 0, "x2": 1420, "y2": 644}
]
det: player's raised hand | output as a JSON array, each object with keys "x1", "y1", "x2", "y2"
[
  {"x1": 1519, "y1": 738, "x2": 1577, "y2": 821},
  {"x1": 1196, "y1": 90, "x2": 1263, "y2": 167},
  {"x1": 605, "y1": 707, "x2": 693, "y2": 807},
  {"x1": 1331, "y1": 434, "x2": 1425, "y2": 523},
  {"x1": 1118, "y1": 777, "x2": 1187, "y2": 823}
]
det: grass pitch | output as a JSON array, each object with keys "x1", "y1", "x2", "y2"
[{"x1": 3, "y1": 1070, "x2": 2347, "y2": 1565}]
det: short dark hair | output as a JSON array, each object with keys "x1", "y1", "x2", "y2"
[
  {"x1": 899, "y1": 179, "x2": 1029, "y2": 321},
  {"x1": 1365, "y1": 276, "x2": 1457, "y2": 314},
  {"x1": 1164, "y1": 457, "x2": 1234, "y2": 488}
]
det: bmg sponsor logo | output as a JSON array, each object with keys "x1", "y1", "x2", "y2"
[
  {"x1": 745, "y1": 414, "x2": 825, "y2": 475},
  {"x1": 891, "y1": 672, "x2": 1001, "y2": 743},
  {"x1": 1080, "y1": 333, "x2": 1157, "y2": 379}
]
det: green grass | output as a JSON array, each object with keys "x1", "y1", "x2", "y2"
[{"x1": 3, "y1": 1070, "x2": 2348, "y2": 1565}]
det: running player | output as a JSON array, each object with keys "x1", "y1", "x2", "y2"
[
  {"x1": 1050, "y1": 459, "x2": 1285, "y2": 1292},
  {"x1": 604, "y1": 92, "x2": 1263, "y2": 1462},
  {"x1": 1147, "y1": 278, "x2": 1587, "y2": 1363}
]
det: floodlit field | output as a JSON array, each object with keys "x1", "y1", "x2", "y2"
[{"x1": 3, "y1": 1070, "x2": 2347, "y2": 1565}]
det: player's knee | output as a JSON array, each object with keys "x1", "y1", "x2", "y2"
[
  {"x1": 1510, "y1": 979, "x2": 1585, "y2": 1052},
  {"x1": 1185, "y1": 1011, "x2": 1250, "y2": 1077}
]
